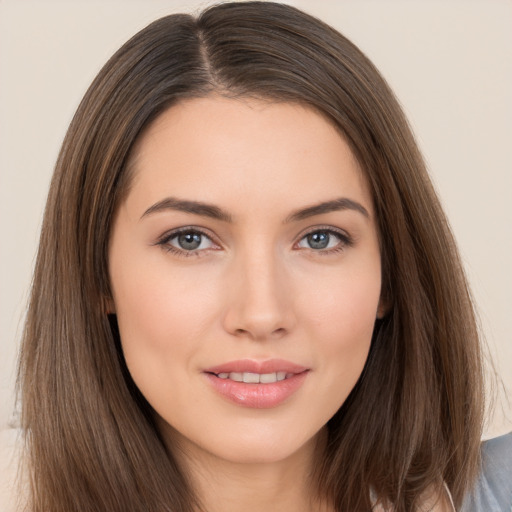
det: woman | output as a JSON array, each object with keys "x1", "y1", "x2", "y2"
[{"x1": 18, "y1": 2, "x2": 484, "y2": 511}]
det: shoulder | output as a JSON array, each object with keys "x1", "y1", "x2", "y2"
[
  {"x1": 371, "y1": 484, "x2": 455, "y2": 512},
  {"x1": 417, "y1": 484, "x2": 455, "y2": 512},
  {"x1": 461, "y1": 431, "x2": 512, "y2": 512}
]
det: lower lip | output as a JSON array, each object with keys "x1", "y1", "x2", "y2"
[{"x1": 205, "y1": 372, "x2": 309, "y2": 408}]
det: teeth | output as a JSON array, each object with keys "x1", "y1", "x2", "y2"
[
  {"x1": 260, "y1": 373, "x2": 277, "y2": 384},
  {"x1": 216, "y1": 371, "x2": 291, "y2": 383},
  {"x1": 243, "y1": 372, "x2": 260, "y2": 383}
]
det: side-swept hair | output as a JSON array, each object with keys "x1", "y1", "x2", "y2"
[{"x1": 18, "y1": 2, "x2": 483, "y2": 510}]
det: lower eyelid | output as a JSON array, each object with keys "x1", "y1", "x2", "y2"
[
  {"x1": 296, "y1": 229, "x2": 352, "y2": 249},
  {"x1": 153, "y1": 229, "x2": 214, "y2": 253},
  {"x1": 155, "y1": 227, "x2": 352, "y2": 254},
  {"x1": 170, "y1": 232, "x2": 214, "y2": 249}
]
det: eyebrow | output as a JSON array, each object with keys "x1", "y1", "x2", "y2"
[
  {"x1": 141, "y1": 197, "x2": 233, "y2": 222},
  {"x1": 140, "y1": 196, "x2": 369, "y2": 223},
  {"x1": 285, "y1": 197, "x2": 369, "y2": 222}
]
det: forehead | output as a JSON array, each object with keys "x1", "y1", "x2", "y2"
[{"x1": 125, "y1": 96, "x2": 373, "y2": 218}]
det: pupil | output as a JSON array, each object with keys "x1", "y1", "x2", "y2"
[
  {"x1": 308, "y1": 231, "x2": 329, "y2": 249},
  {"x1": 178, "y1": 232, "x2": 201, "y2": 250}
]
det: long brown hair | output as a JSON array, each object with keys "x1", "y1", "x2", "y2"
[{"x1": 18, "y1": 2, "x2": 484, "y2": 510}]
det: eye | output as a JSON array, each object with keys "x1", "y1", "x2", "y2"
[
  {"x1": 157, "y1": 228, "x2": 217, "y2": 254},
  {"x1": 297, "y1": 229, "x2": 350, "y2": 251},
  {"x1": 172, "y1": 231, "x2": 210, "y2": 251}
]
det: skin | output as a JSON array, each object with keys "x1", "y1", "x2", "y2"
[{"x1": 108, "y1": 96, "x2": 386, "y2": 512}]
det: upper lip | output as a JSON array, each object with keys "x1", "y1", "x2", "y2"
[{"x1": 204, "y1": 359, "x2": 309, "y2": 375}]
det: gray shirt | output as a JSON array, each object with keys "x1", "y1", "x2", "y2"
[{"x1": 462, "y1": 432, "x2": 512, "y2": 511}]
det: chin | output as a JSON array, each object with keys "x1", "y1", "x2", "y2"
[{"x1": 158, "y1": 412, "x2": 325, "y2": 467}]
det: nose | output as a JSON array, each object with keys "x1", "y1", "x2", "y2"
[{"x1": 222, "y1": 247, "x2": 296, "y2": 341}]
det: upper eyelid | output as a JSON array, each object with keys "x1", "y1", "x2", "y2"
[
  {"x1": 295, "y1": 226, "x2": 353, "y2": 252},
  {"x1": 157, "y1": 226, "x2": 216, "y2": 243},
  {"x1": 297, "y1": 225, "x2": 350, "y2": 240},
  {"x1": 154, "y1": 227, "x2": 222, "y2": 254},
  {"x1": 154, "y1": 224, "x2": 351, "y2": 249}
]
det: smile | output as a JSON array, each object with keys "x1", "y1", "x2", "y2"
[
  {"x1": 204, "y1": 359, "x2": 309, "y2": 408},
  {"x1": 215, "y1": 371, "x2": 291, "y2": 383}
]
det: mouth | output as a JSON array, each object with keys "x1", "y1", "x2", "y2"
[
  {"x1": 203, "y1": 359, "x2": 310, "y2": 408},
  {"x1": 212, "y1": 371, "x2": 294, "y2": 384}
]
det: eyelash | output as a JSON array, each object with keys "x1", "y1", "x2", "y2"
[
  {"x1": 155, "y1": 226, "x2": 353, "y2": 257},
  {"x1": 295, "y1": 226, "x2": 353, "y2": 255},
  {"x1": 155, "y1": 227, "x2": 218, "y2": 258}
]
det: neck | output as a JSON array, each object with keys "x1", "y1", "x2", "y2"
[{"x1": 168, "y1": 428, "x2": 331, "y2": 512}]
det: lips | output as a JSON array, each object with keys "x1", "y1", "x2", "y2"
[
  {"x1": 216, "y1": 371, "x2": 289, "y2": 384},
  {"x1": 203, "y1": 359, "x2": 309, "y2": 408}
]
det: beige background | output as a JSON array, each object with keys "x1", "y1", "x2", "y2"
[{"x1": 1, "y1": 2, "x2": 511, "y2": 502}]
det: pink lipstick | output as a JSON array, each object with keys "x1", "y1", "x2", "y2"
[{"x1": 203, "y1": 359, "x2": 309, "y2": 408}]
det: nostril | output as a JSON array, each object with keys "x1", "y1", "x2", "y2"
[{"x1": 232, "y1": 326, "x2": 287, "y2": 340}]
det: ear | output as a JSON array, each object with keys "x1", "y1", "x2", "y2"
[
  {"x1": 376, "y1": 295, "x2": 390, "y2": 319},
  {"x1": 103, "y1": 295, "x2": 116, "y2": 315}
]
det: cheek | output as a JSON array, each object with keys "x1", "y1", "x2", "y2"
[
  {"x1": 110, "y1": 261, "x2": 222, "y2": 381},
  {"x1": 300, "y1": 260, "x2": 381, "y2": 337},
  {"x1": 300, "y1": 267, "x2": 381, "y2": 395}
]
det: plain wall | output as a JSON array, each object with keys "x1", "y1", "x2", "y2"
[{"x1": 1, "y1": 0, "x2": 511, "y2": 447}]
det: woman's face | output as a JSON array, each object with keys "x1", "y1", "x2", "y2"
[{"x1": 109, "y1": 96, "x2": 383, "y2": 466}]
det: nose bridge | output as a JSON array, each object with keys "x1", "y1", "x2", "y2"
[{"x1": 223, "y1": 241, "x2": 294, "y2": 340}]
